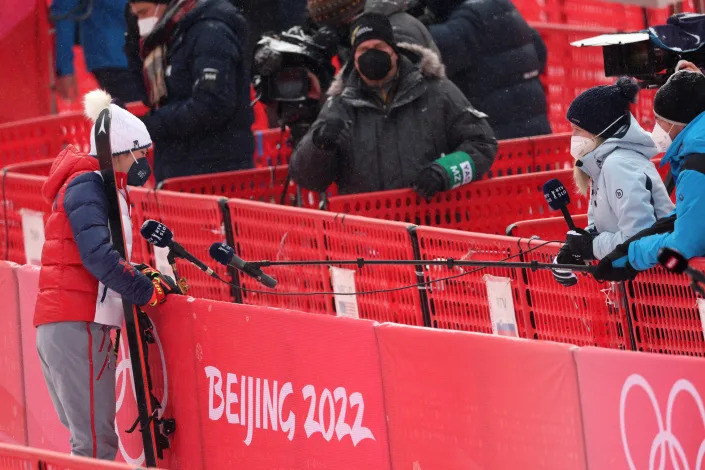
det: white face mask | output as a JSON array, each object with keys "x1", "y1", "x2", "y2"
[
  {"x1": 138, "y1": 5, "x2": 162, "y2": 37},
  {"x1": 570, "y1": 136, "x2": 597, "y2": 160},
  {"x1": 651, "y1": 122, "x2": 674, "y2": 153}
]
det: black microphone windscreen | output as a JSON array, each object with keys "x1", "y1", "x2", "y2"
[
  {"x1": 657, "y1": 247, "x2": 688, "y2": 274},
  {"x1": 209, "y1": 242, "x2": 234, "y2": 266},
  {"x1": 140, "y1": 220, "x2": 173, "y2": 248},
  {"x1": 543, "y1": 179, "x2": 571, "y2": 211}
]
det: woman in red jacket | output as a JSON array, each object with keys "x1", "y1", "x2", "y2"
[{"x1": 34, "y1": 90, "x2": 176, "y2": 460}]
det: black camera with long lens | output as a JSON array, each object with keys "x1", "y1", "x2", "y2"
[
  {"x1": 572, "y1": 13, "x2": 705, "y2": 87},
  {"x1": 254, "y1": 26, "x2": 339, "y2": 143}
]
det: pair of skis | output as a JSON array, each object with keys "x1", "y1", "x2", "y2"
[{"x1": 94, "y1": 108, "x2": 174, "y2": 466}]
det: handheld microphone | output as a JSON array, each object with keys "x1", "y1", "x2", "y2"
[
  {"x1": 209, "y1": 242, "x2": 278, "y2": 289},
  {"x1": 140, "y1": 220, "x2": 218, "y2": 278},
  {"x1": 543, "y1": 178, "x2": 577, "y2": 231},
  {"x1": 658, "y1": 247, "x2": 705, "y2": 283}
]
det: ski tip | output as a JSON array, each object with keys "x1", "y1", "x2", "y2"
[{"x1": 84, "y1": 89, "x2": 113, "y2": 122}]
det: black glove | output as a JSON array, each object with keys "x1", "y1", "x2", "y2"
[
  {"x1": 413, "y1": 164, "x2": 446, "y2": 200},
  {"x1": 552, "y1": 245, "x2": 579, "y2": 287},
  {"x1": 312, "y1": 118, "x2": 350, "y2": 151},
  {"x1": 565, "y1": 229, "x2": 595, "y2": 261},
  {"x1": 592, "y1": 254, "x2": 639, "y2": 282}
]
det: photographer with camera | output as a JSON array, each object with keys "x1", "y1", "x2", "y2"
[
  {"x1": 593, "y1": 70, "x2": 705, "y2": 282},
  {"x1": 289, "y1": 13, "x2": 496, "y2": 197},
  {"x1": 125, "y1": 0, "x2": 253, "y2": 182}
]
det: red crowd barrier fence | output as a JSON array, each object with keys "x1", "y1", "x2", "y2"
[
  {"x1": 507, "y1": 214, "x2": 591, "y2": 239},
  {"x1": 128, "y1": 188, "x2": 234, "y2": 302},
  {"x1": 327, "y1": 168, "x2": 587, "y2": 234},
  {"x1": 0, "y1": 112, "x2": 90, "y2": 167},
  {"x1": 625, "y1": 261, "x2": 705, "y2": 356},
  {"x1": 158, "y1": 165, "x2": 335, "y2": 209},
  {"x1": 0, "y1": 443, "x2": 137, "y2": 470}
]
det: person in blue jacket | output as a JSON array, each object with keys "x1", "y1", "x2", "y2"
[
  {"x1": 126, "y1": 0, "x2": 254, "y2": 182},
  {"x1": 424, "y1": 0, "x2": 552, "y2": 139},
  {"x1": 594, "y1": 70, "x2": 705, "y2": 281},
  {"x1": 51, "y1": 0, "x2": 141, "y2": 104}
]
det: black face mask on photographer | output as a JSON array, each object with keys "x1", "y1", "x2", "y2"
[{"x1": 357, "y1": 49, "x2": 392, "y2": 82}]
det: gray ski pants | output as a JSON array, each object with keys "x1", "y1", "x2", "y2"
[{"x1": 36, "y1": 321, "x2": 118, "y2": 460}]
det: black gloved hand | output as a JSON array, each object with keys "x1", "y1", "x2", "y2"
[
  {"x1": 565, "y1": 229, "x2": 595, "y2": 261},
  {"x1": 592, "y1": 255, "x2": 639, "y2": 282},
  {"x1": 413, "y1": 164, "x2": 447, "y2": 201},
  {"x1": 552, "y1": 245, "x2": 579, "y2": 287},
  {"x1": 312, "y1": 118, "x2": 349, "y2": 151},
  {"x1": 135, "y1": 264, "x2": 181, "y2": 305}
]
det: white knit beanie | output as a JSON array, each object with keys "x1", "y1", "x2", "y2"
[{"x1": 84, "y1": 89, "x2": 151, "y2": 156}]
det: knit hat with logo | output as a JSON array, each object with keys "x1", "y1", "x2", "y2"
[
  {"x1": 350, "y1": 13, "x2": 396, "y2": 52},
  {"x1": 84, "y1": 89, "x2": 151, "y2": 156}
]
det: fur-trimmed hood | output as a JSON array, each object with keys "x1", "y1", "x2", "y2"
[{"x1": 326, "y1": 42, "x2": 445, "y2": 96}]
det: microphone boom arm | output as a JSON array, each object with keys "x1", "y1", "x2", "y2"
[{"x1": 247, "y1": 258, "x2": 596, "y2": 273}]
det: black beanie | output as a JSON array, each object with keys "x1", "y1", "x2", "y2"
[
  {"x1": 654, "y1": 71, "x2": 705, "y2": 124},
  {"x1": 350, "y1": 13, "x2": 395, "y2": 52},
  {"x1": 567, "y1": 77, "x2": 639, "y2": 138}
]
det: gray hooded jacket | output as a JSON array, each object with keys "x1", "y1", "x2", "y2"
[
  {"x1": 365, "y1": 0, "x2": 440, "y2": 54},
  {"x1": 290, "y1": 43, "x2": 497, "y2": 194},
  {"x1": 581, "y1": 115, "x2": 675, "y2": 259}
]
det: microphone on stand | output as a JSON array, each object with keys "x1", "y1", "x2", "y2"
[{"x1": 209, "y1": 242, "x2": 278, "y2": 289}]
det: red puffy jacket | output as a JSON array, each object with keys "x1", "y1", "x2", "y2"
[{"x1": 34, "y1": 146, "x2": 153, "y2": 327}]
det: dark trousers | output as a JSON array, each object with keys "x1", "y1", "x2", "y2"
[{"x1": 92, "y1": 67, "x2": 143, "y2": 105}]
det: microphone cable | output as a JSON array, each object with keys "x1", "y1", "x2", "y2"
[{"x1": 200, "y1": 239, "x2": 571, "y2": 297}]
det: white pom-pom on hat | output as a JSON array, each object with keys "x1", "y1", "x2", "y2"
[
  {"x1": 83, "y1": 89, "x2": 113, "y2": 122},
  {"x1": 83, "y1": 89, "x2": 152, "y2": 156}
]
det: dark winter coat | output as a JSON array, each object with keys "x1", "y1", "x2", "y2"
[
  {"x1": 428, "y1": 0, "x2": 551, "y2": 139},
  {"x1": 290, "y1": 44, "x2": 497, "y2": 194},
  {"x1": 365, "y1": 0, "x2": 440, "y2": 54},
  {"x1": 136, "y1": 0, "x2": 254, "y2": 182}
]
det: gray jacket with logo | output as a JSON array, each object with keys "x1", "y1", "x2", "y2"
[
  {"x1": 581, "y1": 115, "x2": 675, "y2": 259},
  {"x1": 290, "y1": 43, "x2": 497, "y2": 194}
]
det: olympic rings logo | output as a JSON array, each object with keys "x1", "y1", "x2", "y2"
[
  {"x1": 620, "y1": 374, "x2": 705, "y2": 470},
  {"x1": 114, "y1": 323, "x2": 168, "y2": 466}
]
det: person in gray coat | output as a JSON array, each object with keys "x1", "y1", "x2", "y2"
[
  {"x1": 553, "y1": 78, "x2": 675, "y2": 286},
  {"x1": 290, "y1": 13, "x2": 496, "y2": 196}
]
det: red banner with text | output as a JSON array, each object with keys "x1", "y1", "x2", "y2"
[
  {"x1": 576, "y1": 347, "x2": 705, "y2": 470},
  {"x1": 375, "y1": 324, "x2": 587, "y2": 470},
  {"x1": 143, "y1": 299, "x2": 391, "y2": 469}
]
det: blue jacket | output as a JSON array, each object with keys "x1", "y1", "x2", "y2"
[
  {"x1": 428, "y1": 0, "x2": 551, "y2": 139},
  {"x1": 51, "y1": 0, "x2": 129, "y2": 75},
  {"x1": 135, "y1": 0, "x2": 254, "y2": 182},
  {"x1": 627, "y1": 111, "x2": 705, "y2": 270}
]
